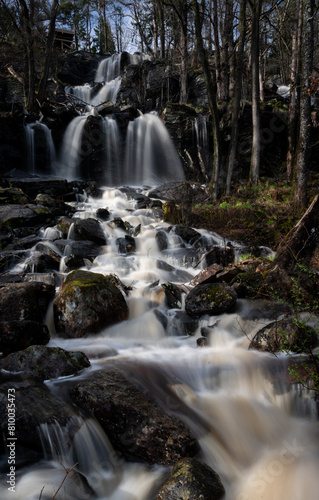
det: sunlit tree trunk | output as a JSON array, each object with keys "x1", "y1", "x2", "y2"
[
  {"x1": 294, "y1": 0, "x2": 314, "y2": 210},
  {"x1": 287, "y1": 0, "x2": 302, "y2": 181},
  {"x1": 249, "y1": 0, "x2": 262, "y2": 186}
]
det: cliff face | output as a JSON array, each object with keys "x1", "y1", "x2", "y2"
[{"x1": 0, "y1": 50, "x2": 291, "y2": 184}]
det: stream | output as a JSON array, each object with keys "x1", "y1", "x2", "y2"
[{"x1": 1, "y1": 186, "x2": 318, "y2": 500}]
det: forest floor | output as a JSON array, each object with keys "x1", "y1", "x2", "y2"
[{"x1": 187, "y1": 172, "x2": 319, "y2": 252}]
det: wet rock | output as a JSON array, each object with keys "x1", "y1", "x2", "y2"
[
  {"x1": 185, "y1": 283, "x2": 237, "y2": 317},
  {"x1": 96, "y1": 207, "x2": 110, "y2": 220},
  {"x1": 116, "y1": 235, "x2": 136, "y2": 254},
  {"x1": 62, "y1": 253, "x2": 88, "y2": 272},
  {"x1": 70, "y1": 369, "x2": 198, "y2": 465},
  {"x1": 169, "y1": 310, "x2": 198, "y2": 336},
  {"x1": 156, "y1": 230, "x2": 169, "y2": 251},
  {"x1": 56, "y1": 216, "x2": 73, "y2": 236},
  {"x1": 0, "y1": 203, "x2": 52, "y2": 229},
  {"x1": 23, "y1": 250, "x2": 60, "y2": 273},
  {"x1": 157, "y1": 457, "x2": 225, "y2": 500},
  {"x1": 4, "y1": 177, "x2": 69, "y2": 199},
  {"x1": 249, "y1": 314, "x2": 319, "y2": 354},
  {"x1": 162, "y1": 282, "x2": 183, "y2": 309},
  {"x1": 0, "y1": 320, "x2": 50, "y2": 356},
  {"x1": 147, "y1": 181, "x2": 208, "y2": 205},
  {"x1": 2, "y1": 345, "x2": 90, "y2": 381},
  {"x1": 169, "y1": 224, "x2": 201, "y2": 244},
  {"x1": 0, "y1": 378, "x2": 76, "y2": 458},
  {"x1": 204, "y1": 246, "x2": 235, "y2": 267},
  {"x1": 0, "y1": 281, "x2": 55, "y2": 323},
  {"x1": 0, "y1": 186, "x2": 29, "y2": 204},
  {"x1": 54, "y1": 270, "x2": 129, "y2": 338},
  {"x1": 190, "y1": 264, "x2": 240, "y2": 287},
  {"x1": 197, "y1": 337, "x2": 208, "y2": 347},
  {"x1": 109, "y1": 217, "x2": 128, "y2": 232},
  {"x1": 73, "y1": 218, "x2": 107, "y2": 245},
  {"x1": 35, "y1": 193, "x2": 71, "y2": 215},
  {"x1": 54, "y1": 239, "x2": 103, "y2": 260}
]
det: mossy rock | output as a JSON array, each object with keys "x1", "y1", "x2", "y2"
[
  {"x1": 157, "y1": 457, "x2": 225, "y2": 500},
  {"x1": 185, "y1": 283, "x2": 237, "y2": 317},
  {"x1": 2, "y1": 345, "x2": 90, "y2": 380},
  {"x1": 53, "y1": 270, "x2": 129, "y2": 338}
]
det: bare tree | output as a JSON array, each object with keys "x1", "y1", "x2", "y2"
[{"x1": 294, "y1": 0, "x2": 314, "y2": 210}]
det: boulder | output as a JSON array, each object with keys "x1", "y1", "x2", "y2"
[
  {"x1": 70, "y1": 369, "x2": 198, "y2": 465},
  {"x1": 162, "y1": 282, "x2": 183, "y2": 309},
  {"x1": 116, "y1": 235, "x2": 136, "y2": 254},
  {"x1": 54, "y1": 270, "x2": 129, "y2": 337},
  {"x1": 0, "y1": 378, "x2": 75, "y2": 458},
  {"x1": 156, "y1": 230, "x2": 169, "y2": 251},
  {"x1": 169, "y1": 224, "x2": 201, "y2": 244},
  {"x1": 0, "y1": 281, "x2": 55, "y2": 323},
  {"x1": 0, "y1": 320, "x2": 50, "y2": 355},
  {"x1": 249, "y1": 315, "x2": 319, "y2": 354},
  {"x1": 72, "y1": 218, "x2": 107, "y2": 245},
  {"x1": 157, "y1": 457, "x2": 225, "y2": 500},
  {"x1": 0, "y1": 203, "x2": 52, "y2": 229},
  {"x1": 2, "y1": 345, "x2": 90, "y2": 381},
  {"x1": 185, "y1": 283, "x2": 237, "y2": 317}
]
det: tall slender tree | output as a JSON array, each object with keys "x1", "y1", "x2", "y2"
[
  {"x1": 294, "y1": 0, "x2": 314, "y2": 210},
  {"x1": 248, "y1": 0, "x2": 263, "y2": 185},
  {"x1": 192, "y1": 0, "x2": 222, "y2": 200}
]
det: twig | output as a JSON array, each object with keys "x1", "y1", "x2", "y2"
[{"x1": 51, "y1": 462, "x2": 78, "y2": 500}]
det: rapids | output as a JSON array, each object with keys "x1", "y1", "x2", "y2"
[{"x1": 1, "y1": 187, "x2": 318, "y2": 500}]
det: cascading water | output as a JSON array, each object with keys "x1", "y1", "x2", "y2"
[
  {"x1": 2, "y1": 186, "x2": 319, "y2": 500},
  {"x1": 25, "y1": 121, "x2": 56, "y2": 175},
  {"x1": 124, "y1": 112, "x2": 185, "y2": 185},
  {"x1": 58, "y1": 53, "x2": 185, "y2": 185}
]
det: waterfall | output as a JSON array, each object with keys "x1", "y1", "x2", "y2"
[
  {"x1": 124, "y1": 113, "x2": 185, "y2": 185},
  {"x1": 95, "y1": 53, "x2": 121, "y2": 83},
  {"x1": 58, "y1": 115, "x2": 88, "y2": 180},
  {"x1": 25, "y1": 121, "x2": 56, "y2": 175}
]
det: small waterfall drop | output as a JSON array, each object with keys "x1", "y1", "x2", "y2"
[
  {"x1": 25, "y1": 121, "x2": 56, "y2": 175},
  {"x1": 124, "y1": 112, "x2": 185, "y2": 185}
]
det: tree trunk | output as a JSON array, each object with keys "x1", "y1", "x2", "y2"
[
  {"x1": 192, "y1": 0, "x2": 222, "y2": 200},
  {"x1": 18, "y1": 0, "x2": 35, "y2": 110},
  {"x1": 226, "y1": 0, "x2": 247, "y2": 195},
  {"x1": 294, "y1": 0, "x2": 314, "y2": 210},
  {"x1": 38, "y1": 0, "x2": 59, "y2": 105},
  {"x1": 272, "y1": 195, "x2": 319, "y2": 272},
  {"x1": 249, "y1": 0, "x2": 262, "y2": 186},
  {"x1": 287, "y1": 0, "x2": 302, "y2": 181},
  {"x1": 212, "y1": 0, "x2": 222, "y2": 100}
]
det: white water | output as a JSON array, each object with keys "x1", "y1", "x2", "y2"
[
  {"x1": 3, "y1": 187, "x2": 318, "y2": 500},
  {"x1": 25, "y1": 121, "x2": 56, "y2": 174}
]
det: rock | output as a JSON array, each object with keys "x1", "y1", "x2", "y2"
[
  {"x1": 73, "y1": 218, "x2": 107, "y2": 245},
  {"x1": 3, "y1": 177, "x2": 69, "y2": 199},
  {"x1": 35, "y1": 193, "x2": 71, "y2": 215},
  {"x1": 204, "y1": 246, "x2": 235, "y2": 266},
  {"x1": 0, "y1": 281, "x2": 55, "y2": 323},
  {"x1": 96, "y1": 207, "x2": 110, "y2": 220},
  {"x1": 190, "y1": 264, "x2": 240, "y2": 287},
  {"x1": 249, "y1": 315, "x2": 319, "y2": 354},
  {"x1": 54, "y1": 270, "x2": 129, "y2": 337},
  {"x1": 185, "y1": 283, "x2": 237, "y2": 317},
  {"x1": 147, "y1": 181, "x2": 208, "y2": 205},
  {"x1": 56, "y1": 216, "x2": 73, "y2": 236},
  {"x1": 70, "y1": 369, "x2": 198, "y2": 465},
  {"x1": 162, "y1": 282, "x2": 183, "y2": 309},
  {"x1": 54, "y1": 239, "x2": 103, "y2": 260},
  {"x1": 0, "y1": 321, "x2": 50, "y2": 355},
  {"x1": 2, "y1": 345, "x2": 90, "y2": 381},
  {"x1": 156, "y1": 230, "x2": 169, "y2": 251},
  {"x1": 157, "y1": 457, "x2": 225, "y2": 500},
  {"x1": 0, "y1": 186, "x2": 29, "y2": 204},
  {"x1": 0, "y1": 378, "x2": 75, "y2": 458},
  {"x1": 0, "y1": 203, "x2": 52, "y2": 229},
  {"x1": 116, "y1": 235, "x2": 136, "y2": 254},
  {"x1": 169, "y1": 224, "x2": 201, "y2": 244}
]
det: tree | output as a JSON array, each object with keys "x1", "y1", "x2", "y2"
[
  {"x1": 294, "y1": 0, "x2": 314, "y2": 210},
  {"x1": 192, "y1": 0, "x2": 222, "y2": 200},
  {"x1": 225, "y1": 0, "x2": 247, "y2": 195},
  {"x1": 38, "y1": 0, "x2": 59, "y2": 105},
  {"x1": 248, "y1": 0, "x2": 263, "y2": 186}
]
